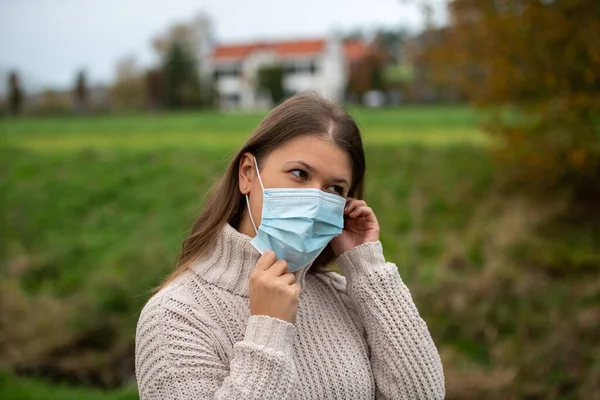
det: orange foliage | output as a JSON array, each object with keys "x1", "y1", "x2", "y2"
[{"x1": 422, "y1": 0, "x2": 600, "y2": 206}]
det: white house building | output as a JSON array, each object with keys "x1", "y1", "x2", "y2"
[{"x1": 208, "y1": 35, "x2": 367, "y2": 110}]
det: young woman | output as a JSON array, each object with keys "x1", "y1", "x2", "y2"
[{"x1": 135, "y1": 93, "x2": 445, "y2": 399}]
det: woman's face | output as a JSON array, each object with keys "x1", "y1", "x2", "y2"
[{"x1": 240, "y1": 135, "x2": 353, "y2": 230}]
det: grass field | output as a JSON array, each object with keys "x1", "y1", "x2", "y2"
[
  {"x1": 0, "y1": 369, "x2": 138, "y2": 400},
  {"x1": 1, "y1": 106, "x2": 597, "y2": 399},
  {"x1": 1, "y1": 106, "x2": 485, "y2": 150}
]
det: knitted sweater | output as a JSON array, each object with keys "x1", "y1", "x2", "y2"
[{"x1": 135, "y1": 223, "x2": 445, "y2": 399}]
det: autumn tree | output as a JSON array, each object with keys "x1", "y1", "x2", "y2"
[
  {"x1": 420, "y1": 0, "x2": 600, "y2": 207},
  {"x1": 345, "y1": 37, "x2": 390, "y2": 103},
  {"x1": 376, "y1": 28, "x2": 410, "y2": 62},
  {"x1": 110, "y1": 56, "x2": 145, "y2": 111},
  {"x1": 145, "y1": 68, "x2": 165, "y2": 111}
]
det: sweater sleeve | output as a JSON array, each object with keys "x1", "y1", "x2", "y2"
[
  {"x1": 335, "y1": 241, "x2": 445, "y2": 399},
  {"x1": 135, "y1": 290, "x2": 298, "y2": 399}
]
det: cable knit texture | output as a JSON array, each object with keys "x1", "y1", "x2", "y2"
[{"x1": 135, "y1": 223, "x2": 445, "y2": 399}]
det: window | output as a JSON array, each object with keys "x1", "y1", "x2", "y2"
[
  {"x1": 296, "y1": 60, "x2": 317, "y2": 75},
  {"x1": 282, "y1": 59, "x2": 318, "y2": 76},
  {"x1": 283, "y1": 61, "x2": 296, "y2": 75},
  {"x1": 222, "y1": 93, "x2": 240, "y2": 107},
  {"x1": 214, "y1": 63, "x2": 242, "y2": 79}
]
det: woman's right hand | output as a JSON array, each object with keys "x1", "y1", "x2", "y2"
[{"x1": 249, "y1": 251, "x2": 302, "y2": 324}]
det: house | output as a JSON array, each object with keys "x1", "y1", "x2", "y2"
[{"x1": 208, "y1": 35, "x2": 368, "y2": 110}]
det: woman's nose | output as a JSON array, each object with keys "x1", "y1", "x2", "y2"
[{"x1": 310, "y1": 182, "x2": 327, "y2": 192}]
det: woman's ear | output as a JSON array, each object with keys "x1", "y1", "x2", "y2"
[{"x1": 238, "y1": 152, "x2": 254, "y2": 194}]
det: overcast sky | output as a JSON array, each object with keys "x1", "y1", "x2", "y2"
[{"x1": 0, "y1": 0, "x2": 447, "y2": 91}]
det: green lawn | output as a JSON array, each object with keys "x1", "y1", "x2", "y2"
[
  {"x1": 0, "y1": 106, "x2": 485, "y2": 151},
  {"x1": 0, "y1": 370, "x2": 138, "y2": 400},
  {"x1": 1, "y1": 106, "x2": 596, "y2": 399}
]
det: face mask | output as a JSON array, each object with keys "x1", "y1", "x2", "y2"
[{"x1": 245, "y1": 156, "x2": 346, "y2": 272}]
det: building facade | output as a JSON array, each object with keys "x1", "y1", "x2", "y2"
[{"x1": 208, "y1": 36, "x2": 367, "y2": 110}]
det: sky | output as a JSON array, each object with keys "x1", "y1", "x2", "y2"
[{"x1": 0, "y1": 0, "x2": 447, "y2": 92}]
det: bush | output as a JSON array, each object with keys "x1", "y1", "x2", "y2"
[{"x1": 257, "y1": 64, "x2": 285, "y2": 105}]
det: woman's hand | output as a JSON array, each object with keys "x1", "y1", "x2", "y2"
[
  {"x1": 330, "y1": 198, "x2": 380, "y2": 257},
  {"x1": 249, "y1": 251, "x2": 302, "y2": 324}
]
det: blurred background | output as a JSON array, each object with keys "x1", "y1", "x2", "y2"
[{"x1": 1, "y1": 0, "x2": 598, "y2": 399}]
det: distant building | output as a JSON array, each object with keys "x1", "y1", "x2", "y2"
[{"x1": 207, "y1": 36, "x2": 368, "y2": 110}]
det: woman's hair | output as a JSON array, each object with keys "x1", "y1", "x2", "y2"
[{"x1": 156, "y1": 92, "x2": 366, "y2": 292}]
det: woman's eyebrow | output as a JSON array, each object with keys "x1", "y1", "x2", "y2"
[
  {"x1": 329, "y1": 177, "x2": 349, "y2": 186},
  {"x1": 285, "y1": 160, "x2": 349, "y2": 186},
  {"x1": 291, "y1": 160, "x2": 315, "y2": 172}
]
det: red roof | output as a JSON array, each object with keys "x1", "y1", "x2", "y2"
[{"x1": 212, "y1": 39, "x2": 368, "y2": 61}]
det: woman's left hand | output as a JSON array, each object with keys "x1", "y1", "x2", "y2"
[{"x1": 331, "y1": 198, "x2": 380, "y2": 257}]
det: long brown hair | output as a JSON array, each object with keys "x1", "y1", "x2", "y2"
[{"x1": 157, "y1": 92, "x2": 366, "y2": 292}]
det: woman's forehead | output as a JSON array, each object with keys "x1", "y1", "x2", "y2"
[{"x1": 265, "y1": 136, "x2": 352, "y2": 176}]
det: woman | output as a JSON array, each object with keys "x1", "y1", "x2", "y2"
[{"x1": 135, "y1": 92, "x2": 445, "y2": 399}]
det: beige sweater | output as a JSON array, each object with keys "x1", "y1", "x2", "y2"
[{"x1": 135, "y1": 223, "x2": 445, "y2": 399}]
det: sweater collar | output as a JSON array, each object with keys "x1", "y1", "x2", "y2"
[{"x1": 190, "y1": 223, "x2": 310, "y2": 297}]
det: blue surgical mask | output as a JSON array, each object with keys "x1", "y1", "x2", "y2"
[{"x1": 245, "y1": 156, "x2": 346, "y2": 272}]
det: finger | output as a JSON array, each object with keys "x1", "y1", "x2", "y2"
[
  {"x1": 345, "y1": 199, "x2": 367, "y2": 214},
  {"x1": 291, "y1": 283, "x2": 302, "y2": 295},
  {"x1": 362, "y1": 206, "x2": 378, "y2": 224},
  {"x1": 348, "y1": 205, "x2": 363, "y2": 218},
  {"x1": 255, "y1": 250, "x2": 277, "y2": 271},
  {"x1": 344, "y1": 197, "x2": 355, "y2": 207},
  {"x1": 266, "y1": 259, "x2": 290, "y2": 276},
  {"x1": 349, "y1": 205, "x2": 371, "y2": 218},
  {"x1": 344, "y1": 198, "x2": 355, "y2": 213},
  {"x1": 279, "y1": 272, "x2": 296, "y2": 285}
]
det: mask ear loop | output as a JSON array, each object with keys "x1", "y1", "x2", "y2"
[{"x1": 245, "y1": 155, "x2": 264, "y2": 235}]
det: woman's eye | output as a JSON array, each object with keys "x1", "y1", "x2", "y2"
[
  {"x1": 291, "y1": 169, "x2": 308, "y2": 180},
  {"x1": 328, "y1": 185, "x2": 344, "y2": 196}
]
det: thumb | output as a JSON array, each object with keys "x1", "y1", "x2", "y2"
[{"x1": 255, "y1": 250, "x2": 277, "y2": 271}]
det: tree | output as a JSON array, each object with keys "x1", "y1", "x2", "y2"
[
  {"x1": 383, "y1": 64, "x2": 414, "y2": 93},
  {"x1": 144, "y1": 67, "x2": 165, "y2": 111},
  {"x1": 73, "y1": 69, "x2": 88, "y2": 113},
  {"x1": 257, "y1": 64, "x2": 285, "y2": 105},
  {"x1": 375, "y1": 27, "x2": 411, "y2": 63},
  {"x1": 421, "y1": 0, "x2": 600, "y2": 208},
  {"x1": 152, "y1": 18, "x2": 208, "y2": 60},
  {"x1": 152, "y1": 14, "x2": 214, "y2": 108},
  {"x1": 162, "y1": 40, "x2": 202, "y2": 109},
  {"x1": 110, "y1": 56, "x2": 145, "y2": 111},
  {"x1": 404, "y1": 27, "x2": 466, "y2": 102},
  {"x1": 8, "y1": 70, "x2": 23, "y2": 115},
  {"x1": 38, "y1": 89, "x2": 71, "y2": 115},
  {"x1": 345, "y1": 37, "x2": 390, "y2": 103}
]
